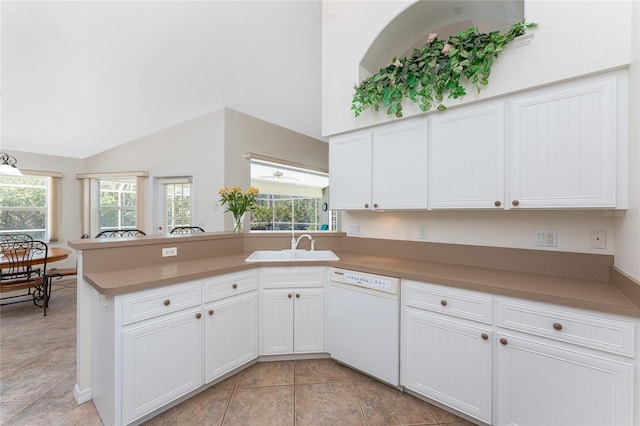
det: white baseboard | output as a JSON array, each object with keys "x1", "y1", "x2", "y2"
[{"x1": 74, "y1": 383, "x2": 92, "y2": 405}]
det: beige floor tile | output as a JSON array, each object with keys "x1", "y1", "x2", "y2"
[
  {"x1": 427, "y1": 403, "x2": 474, "y2": 425},
  {"x1": 222, "y1": 385, "x2": 294, "y2": 426},
  {"x1": 75, "y1": 405, "x2": 107, "y2": 426},
  {"x1": 211, "y1": 374, "x2": 238, "y2": 390},
  {"x1": 1, "y1": 393, "x2": 94, "y2": 426},
  {"x1": 144, "y1": 387, "x2": 232, "y2": 426},
  {"x1": 295, "y1": 382, "x2": 365, "y2": 426},
  {"x1": 355, "y1": 380, "x2": 438, "y2": 426},
  {"x1": 294, "y1": 358, "x2": 355, "y2": 384},
  {"x1": 0, "y1": 402, "x2": 30, "y2": 424},
  {"x1": 235, "y1": 361, "x2": 294, "y2": 387}
]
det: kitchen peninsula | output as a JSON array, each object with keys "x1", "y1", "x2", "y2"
[{"x1": 69, "y1": 232, "x2": 640, "y2": 425}]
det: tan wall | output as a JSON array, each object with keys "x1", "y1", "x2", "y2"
[
  {"x1": 52, "y1": 108, "x2": 328, "y2": 235},
  {"x1": 223, "y1": 108, "x2": 329, "y2": 230}
]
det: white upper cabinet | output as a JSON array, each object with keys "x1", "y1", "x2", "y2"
[
  {"x1": 329, "y1": 117, "x2": 428, "y2": 210},
  {"x1": 329, "y1": 70, "x2": 627, "y2": 211},
  {"x1": 329, "y1": 130, "x2": 372, "y2": 210},
  {"x1": 372, "y1": 118, "x2": 429, "y2": 209},
  {"x1": 430, "y1": 102, "x2": 505, "y2": 209},
  {"x1": 509, "y1": 72, "x2": 626, "y2": 209}
]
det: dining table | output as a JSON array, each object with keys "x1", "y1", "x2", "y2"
[{"x1": 0, "y1": 247, "x2": 71, "y2": 268}]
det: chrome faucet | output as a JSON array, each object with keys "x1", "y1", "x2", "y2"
[{"x1": 291, "y1": 233, "x2": 315, "y2": 251}]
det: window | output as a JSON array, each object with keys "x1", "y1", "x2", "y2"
[
  {"x1": 158, "y1": 177, "x2": 193, "y2": 234},
  {"x1": 98, "y1": 178, "x2": 137, "y2": 231},
  {"x1": 0, "y1": 173, "x2": 56, "y2": 241},
  {"x1": 252, "y1": 195, "x2": 321, "y2": 231},
  {"x1": 77, "y1": 171, "x2": 148, "y2": 237},
  {"x1": 249, "y1": 158, "x2": 331, "y2": 231}
]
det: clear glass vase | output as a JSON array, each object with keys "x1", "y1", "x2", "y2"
[{"x1": 233, "y1": 213, "x2": 245, "y2": 233}]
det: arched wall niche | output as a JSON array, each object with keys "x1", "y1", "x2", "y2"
[{"x1": 359, "y1": 0, "x2": 525, "y2": 81}]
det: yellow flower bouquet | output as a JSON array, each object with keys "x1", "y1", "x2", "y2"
[{"x1": 218, "y1": 186, "x2": 260, "y2": 232}]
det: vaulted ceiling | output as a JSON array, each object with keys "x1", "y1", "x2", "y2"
[{"x1": 1, "y1": 1, "x2": 322, "y2": 159}]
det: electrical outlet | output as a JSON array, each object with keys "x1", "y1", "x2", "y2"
[
  {"x1": 589, "y1": 230, "x2": 606, "y2": 249},
  {"x1": 162, "y1": 247, "x2": 178, "y2": 257},
  {"x1": 418, "y1": 226, "x2": 427, "y2": 240},
  {"x1": 348, "y1": 224, "x2": 361, "y2": 236},
  {"x1": 536, "y1": 230, "x2": 557, "y2": 247}
]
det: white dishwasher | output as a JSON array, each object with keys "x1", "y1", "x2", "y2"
[{"x1": 327, "y1": 268, "x2": 400, "y2": 386}]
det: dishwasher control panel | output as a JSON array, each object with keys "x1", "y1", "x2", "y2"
[{"x1": 330, "y1": 268, "x2": 399, "y2": 295}]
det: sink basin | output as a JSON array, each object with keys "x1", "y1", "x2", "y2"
[{"x1": 245, "y1": 250, "x2": 339, "y2": 262}]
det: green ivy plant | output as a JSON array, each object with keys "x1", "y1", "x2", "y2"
[{"x1": 352, "y1": 21, "x2": 537, "y2": 118}]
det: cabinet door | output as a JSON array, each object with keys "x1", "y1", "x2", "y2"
[
  {"x1": 293, "y1": 288, "x2": 325, "y2": 353},
  {"x1": 403, "y1": 309, "x2": 492, "y2": 424},
  {"x1": 509, "y1": 76, "x2": 618, "y2": 208},
  {"x1": 260, "y1": 289, "x2": 294, "y2": 355},
  {"x1": 372, "y1": 118, "x2": 428, "y2": 209},
  {"x1": 204, "y1": 293, "x2": 258, "y2": 383},
  {"x1": 430, "y1": 103, "x2": 505, "y2": 209},
  {"x1": 122, "y1": 308, "x2": 202, "y2": 424},
  {"x1": 497, "y1": 333, "x2": 633, "y2": 426},
  {"x1": 329, "y1": 131, "x2": 372, "y2": 210}
]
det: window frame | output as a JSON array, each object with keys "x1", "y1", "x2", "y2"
[
  {"x1": 153, "y1": 175, "x2": 196, "y2": 235},
  {"x1": 77, "y1": 171, "x2": 148, "y2": 237},
  {"x1": 0, "y1": 169, "x2": 62, "y2": 242}
]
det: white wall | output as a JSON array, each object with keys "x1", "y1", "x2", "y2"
[
  {"x1": 322, "y1": 1, "x2": 639, "y2": 280},
  {"x1": 614, "y1": 2, "x2": 640, "y2": 280},
  {"x1": 322, "y1": 1, "x2": 631, "y2": 136},
  {"x1": 2, "y1": 149, "x2": 84, "y2": 269},
  {"x1": 343, "y1": 210, "x2": 616, "y2": 255},
  {"x1": 83, "y1": 109, "x2": 226, "y2": 233}
]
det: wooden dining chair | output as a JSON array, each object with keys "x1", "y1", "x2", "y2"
[
  {"x1": 95, "y1": 229, "x2": 146, "y2": 238},
  {"x1": 0, "y1": 239, "x2": 50, "y2": 316},
  {"x1": 169, "y1": 226, "x2": 205, "y2": 234}
]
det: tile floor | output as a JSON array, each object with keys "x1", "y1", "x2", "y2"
[{"x1": 1, "y1": 281, "x2": 474, "y2": 426}]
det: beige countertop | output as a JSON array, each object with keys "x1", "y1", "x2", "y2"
[{"x1": 83, "y1": 250, "x2": 640, "y2": 318}]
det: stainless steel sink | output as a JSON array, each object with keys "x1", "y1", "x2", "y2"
[{"x1": 245, "y1": 250, "x2": 339, "y2": 262}]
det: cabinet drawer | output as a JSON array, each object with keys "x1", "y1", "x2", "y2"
[
  {"x1": 203, "y1": 270, "x2": 258, "y2": 303},
  {"x1": 496, "y1": 299, "x2": 635, "y2": 357},
  {"x1": 404, "y1": 281, "x2": 492, "y2": 324},
  {"x1": 121, "y1": 281, "x2": 202, "y2": 325},
  {"x1": 261, "y1": 267, "x2": 325, "y2": 288}
]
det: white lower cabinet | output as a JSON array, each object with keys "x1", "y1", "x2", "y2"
[
  {"x1": 92, "y1": 270, "x2": 259, "y2": 426},
  {"x1": 202, "y1": 270, "x2": 258, "y2": 383},
  {"x1": 122, "y1": 308, "x2": 203, "y2": 424},
  {"x1": 203, "y1": 292, "x2": 258, "y2": 383},
  {"x1": 260, "y1": 267, "x2": 325, "y2": 355},
  {"x1": 404, "y1": 310, "x2": 492, "y2": 423},
  {"x1": 91, "y1": 265, "x2": 638, "y2": 426},
  {"x1": 402, "y1": 281, "x2": 493, "y2": 424},
  {"x1": 402, "y1": 282, "x2": 637, "y2": 426},
  {"x1": 495, "y1": 298, "x2": 635, "y2": 426},
  {"x1": 496, "y1": 332, "x2": 633, "y2": 426},
  {"x1": 93, "y1": 280, "x2": 204, "y2": 426}
]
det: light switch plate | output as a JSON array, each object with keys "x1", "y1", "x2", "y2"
[{"x1": 536, "y1": 230, "x2": 557, "y2": 247}]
